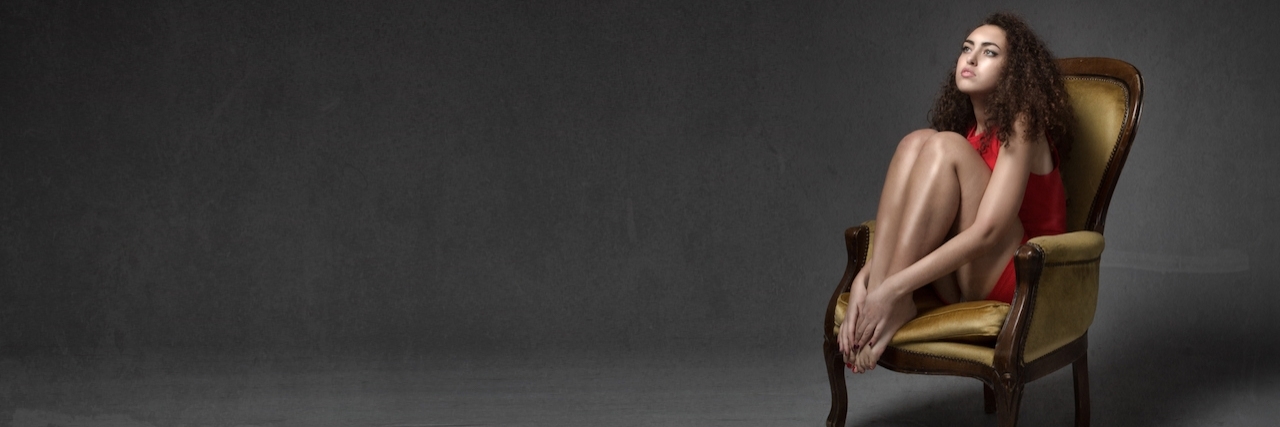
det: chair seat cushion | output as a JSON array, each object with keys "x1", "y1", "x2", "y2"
[
  {"x1": 890, "y1": 341, "x2": 996, "y2": 367},
  {"x1": 833, "y1": 292, "x2": 1010, "y2": 345}
]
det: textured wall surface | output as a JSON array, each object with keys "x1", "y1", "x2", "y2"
[{"x1": 2, "y1": 0, "x2": 1277, "y2": 367}]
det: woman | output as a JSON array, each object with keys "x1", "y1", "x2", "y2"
[{"x1": 837, "y1": 13, "x2": 1073, "y2": 373}]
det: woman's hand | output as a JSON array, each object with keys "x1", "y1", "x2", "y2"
[
  {"x1": 853, "y1": 275, "x2": 907, "y2": 351},
  {"x1": 850, "y1": 275, "x2": 918, "y2": 372},
  {"x1": 838, "y1": 266, "x2": 869, "y2": 369},
  {"x1": 852, "y1": 282, "x2": 892, "y2": 351}
]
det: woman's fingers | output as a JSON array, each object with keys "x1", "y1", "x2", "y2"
[
  {"x1": 854, "y1": 308, "x2": 874, "y2": 347},
  {"x1": 839, "y1": 311, "x2": 855, "y2": 357},
  {"x1": 840, "y1": 331, "x2": 849, "y2": 357},
  {"x1": 838, "y1": 319, "x2": 847, "y2": 355},
  {"x1": 857, "y1": 315, "x2": 883, "y2": 349},
  {"x1": 846, "y1": 304, "x2": 861, "y2": 347},
  {"x1": 840, "y1": 305, "x2": 867, "y2": 370}
]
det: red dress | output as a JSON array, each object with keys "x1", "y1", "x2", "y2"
[{"x1": 966, "y1": 128, "x2": 1067, "y2": 303}]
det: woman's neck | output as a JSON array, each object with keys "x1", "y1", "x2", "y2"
[{"x1": 970, "y1": 95, "x2": 990, "y2": 134}]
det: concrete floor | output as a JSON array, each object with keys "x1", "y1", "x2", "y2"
[
  {"x1": 4, "y1": 271, "x2": 1278, "y2": 427},
  {"x1": 3, "y1": 343, "x2": 1278, "y2": 427}
]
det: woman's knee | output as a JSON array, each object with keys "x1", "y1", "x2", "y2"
[
  {"x1": 916, "y1": 131, "x2": 970, "y2": 165},
  {"x1": 895, "y1": 129, "x2": 938, "y2": 156}
]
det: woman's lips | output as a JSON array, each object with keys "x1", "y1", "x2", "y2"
[{"x1": 960, "y1": 69, "x2": 975, "y2": 78}]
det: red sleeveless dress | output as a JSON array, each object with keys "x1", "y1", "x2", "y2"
[{"x1": 966, "y1": 128, "x2": 1067, "y2": 303}]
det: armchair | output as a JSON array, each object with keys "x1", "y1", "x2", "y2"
[{"x1": 822, "y1": 57, "x2": 1143, "y2": 427}]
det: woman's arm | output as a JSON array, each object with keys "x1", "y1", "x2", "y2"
[{"x1": 885, "y1": 127, "x2": 1038, "y2": 298}]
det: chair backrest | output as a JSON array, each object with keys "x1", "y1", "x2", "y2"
[{"x1": 1057, "y1": 57, "x2": 1144, "y2": 234}]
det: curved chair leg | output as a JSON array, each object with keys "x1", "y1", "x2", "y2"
[
  {"x1": 984, "y1": 384, "x2": 996, "y2": 414},
  {"x1": 983, "y1": 383, "x2": 993, "y2": 414},
  {"x1": 824, "y1": 341, "x2": 848, "y2": 427},
  {"x1": 995, "y1": 379, "x2": 1024, "y2": 427},
  {"x1": 1073, "y1": 353, "x2": 1091, "y2": 427}
]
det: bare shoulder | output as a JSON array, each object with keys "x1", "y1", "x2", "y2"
[{"x1": 1005, "y1": 118, "x2": 1054, "y2": 174}]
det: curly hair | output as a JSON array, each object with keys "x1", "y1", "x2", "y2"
[{"x1": 928, "y1": 13, "x2": 1073, "y2": 160}]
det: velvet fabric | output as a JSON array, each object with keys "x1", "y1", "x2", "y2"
[
  {"x1": 833, "y1": 293, "x2": 1010, "y2": 345},
  {"x1": 1022, "y1": 231, "x2": 1105, "y2": 362},
  {"x1": 1061, "y1": 77, "x2": 1130, "y2": 232}
]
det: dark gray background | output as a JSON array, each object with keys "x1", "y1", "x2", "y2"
[{"x1": 2, "y1": 1, "x2": 1278, "y2": 423}]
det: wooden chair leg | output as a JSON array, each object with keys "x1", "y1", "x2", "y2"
[
  {"x1": 995, "y1": 379, "x2": 1024, "y2": 427},
  {"x1": 984, "y1": 384, "x2": 996, "y2": 414},
  {"x1": 824, "y1": 341, "x2": 848, "y2": 427},
  {"x1": 1073, "y1": 353, "x2": 1091, "y2": 427}
]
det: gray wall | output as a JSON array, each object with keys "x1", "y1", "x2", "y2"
[{"x1": 2, "y1": 0, "x2": 1277, "y2": 364}]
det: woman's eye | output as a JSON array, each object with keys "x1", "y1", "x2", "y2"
[
  {"x1": 961, "y1": 46, "x2": 971, "y2": 53},
  {"x1": 984, "y1": 49, "x2": 997, "y2": 57}
]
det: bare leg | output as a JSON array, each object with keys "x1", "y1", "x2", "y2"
[
  {"x1": 863, "y1": 130, "x2": 938, "y2": 293},
  {"x1": 854, "y1": 131, "x2": 1005, "y2": 372},
  {"x1": 840, "y1": 130, "x2": 934, "y2": 367}
]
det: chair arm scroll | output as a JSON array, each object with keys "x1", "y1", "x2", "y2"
[
  {"x1": 1029, "y1": 230, "x2": 1105, "y2": 266},
  {"x1": 824, "y1": 221, "x2": 874, "y2": 344}
]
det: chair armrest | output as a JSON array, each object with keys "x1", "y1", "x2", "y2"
[
  {"x1": 998, "y1": 231, "x2": 1105, "y2": 365},
  {"x1": 1028, "y1": 230, "x2": 1105, "y2": 265}
]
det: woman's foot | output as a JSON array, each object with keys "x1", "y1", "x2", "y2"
[{"x1": 853, "y1": 295, "x2": 917, "y2": 372}]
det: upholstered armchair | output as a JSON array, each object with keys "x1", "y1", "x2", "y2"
[{"x1": 822, "y1": 58, "x2": 1143, "y2": 427}]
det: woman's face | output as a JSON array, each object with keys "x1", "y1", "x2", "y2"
[{"x1": 955, "y1": 24, "x2": 1008, "y2": 96}]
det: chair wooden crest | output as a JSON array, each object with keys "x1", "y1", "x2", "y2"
[{"x1": 822, "y1": 57, "x2": 1144, "y2": 427}]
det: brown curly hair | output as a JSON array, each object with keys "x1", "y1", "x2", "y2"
[{"x1": 928, "y1": 12, "x2": 1073, "y2": 160}]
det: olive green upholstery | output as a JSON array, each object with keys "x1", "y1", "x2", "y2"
[{"x1": 829, "y1": 227, "x2": 1105, "y2": 364}]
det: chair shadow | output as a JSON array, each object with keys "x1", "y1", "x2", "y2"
[
  {"x1": 840, "y1": 336, "x2": 1280, "y2": 427},
  {"x1": 843, "y1": 387, "x2": 996, "y2": 427},
  {"x1": 838, "y1": 276, "x2": 1280, "y2": 427},
  {"x1": 1084, "y1": 319, "x2": 1280, "y2": 425}
]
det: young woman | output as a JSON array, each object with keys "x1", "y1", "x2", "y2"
[{"x1": 837, "y1": 13, "x2": 1074, "y2": 373}]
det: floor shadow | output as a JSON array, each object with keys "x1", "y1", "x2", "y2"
[
  {"x1": 838, "y1": 372, "x2": 1079, "y2": 427},
  {"x1": 842, "y1": 388, "x2": 993, "y2": 427},
  {"x1": 1080, "y1": 270, "x2": 1280, "y2": 426},
  {"x1": 833, "y1": 272, "x2": 1280, "y2": 427}
]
